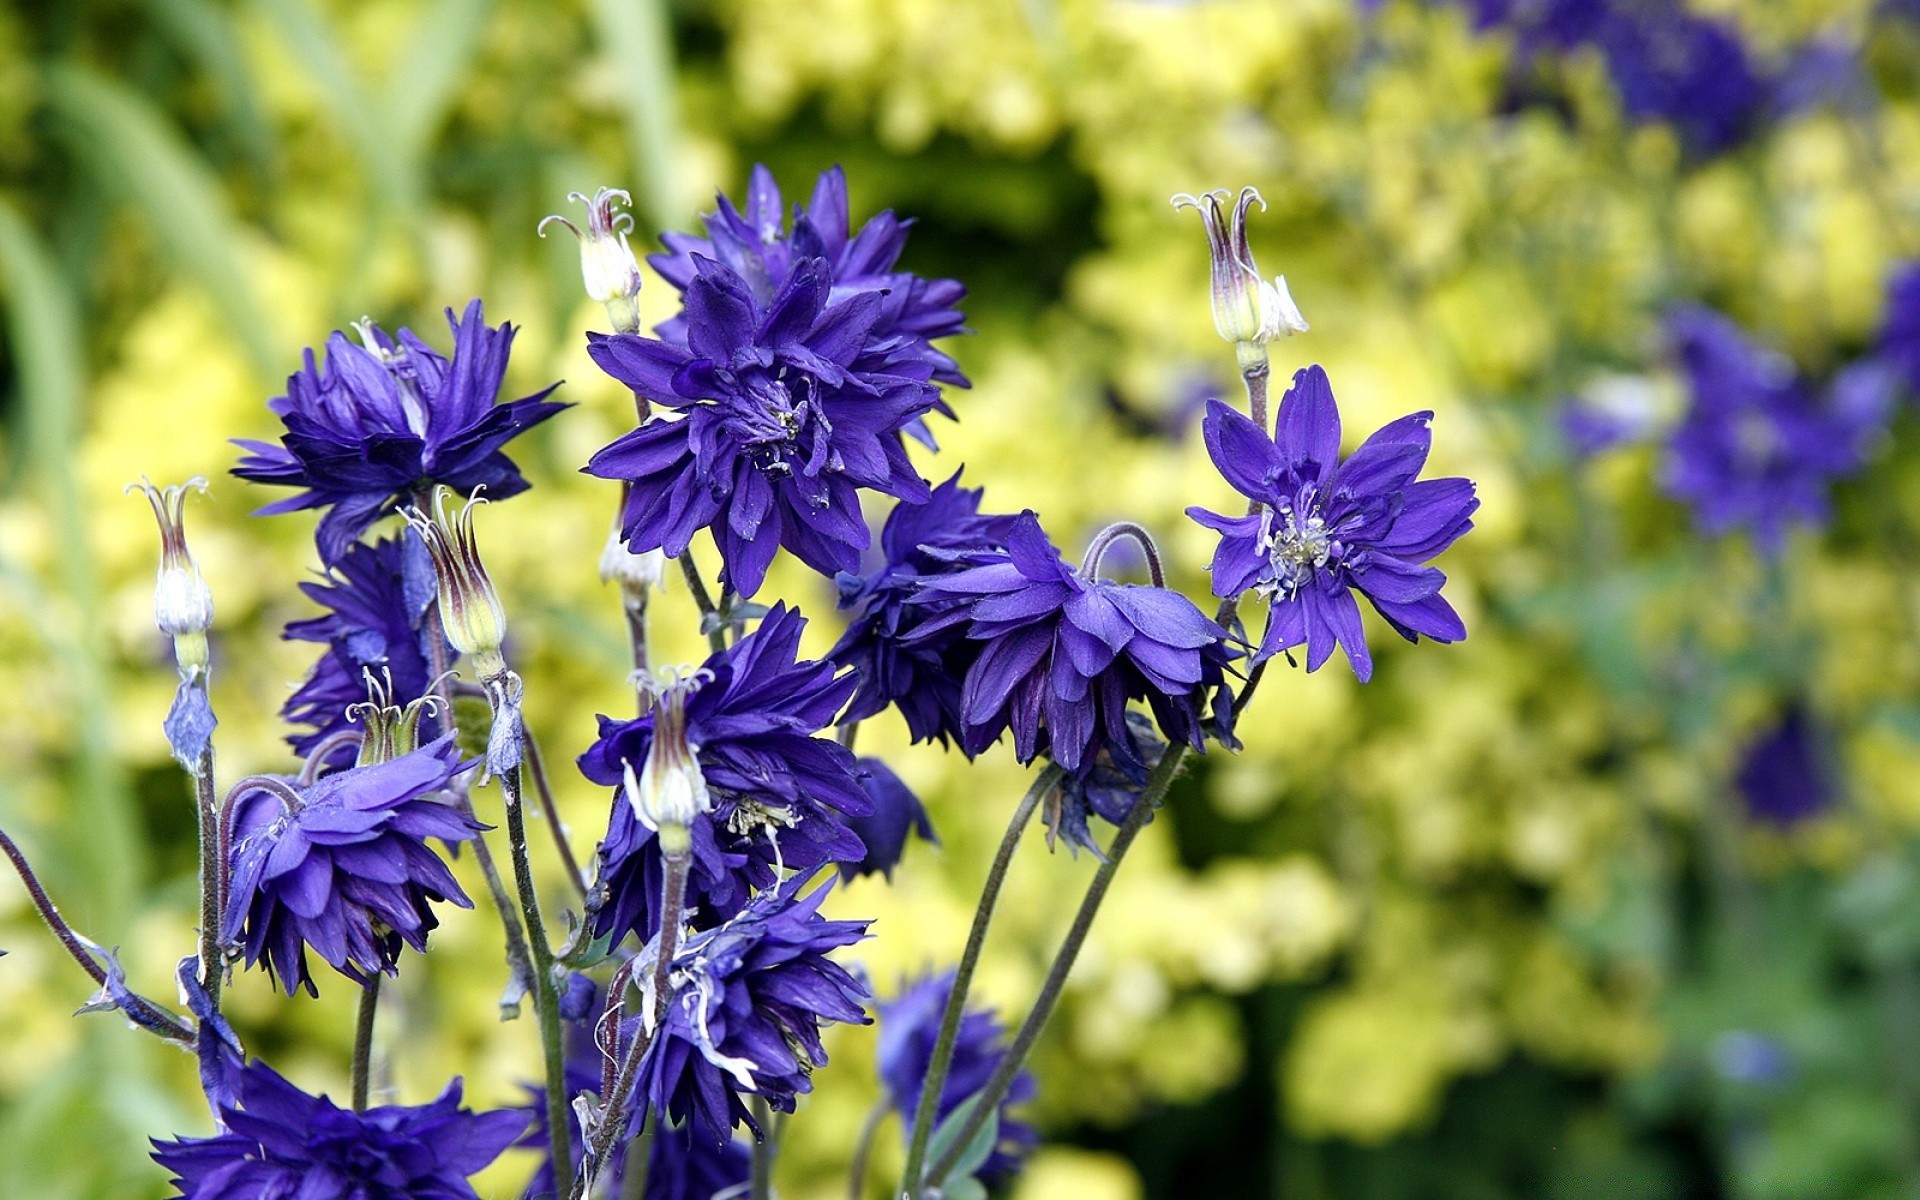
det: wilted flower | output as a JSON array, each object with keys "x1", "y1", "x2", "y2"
[
  {"x1": 624, "y1": 666, "x2": 716, "y2": 852},
  {"x1": 876, "y1": 972, "x2": 1037, "y2": 1187},
  {"x1": 600, "y1": 516, "x2": 669, "y2": 593},
  {"x1": 223, "y1": 735, "x2": 483, "y2": 996},
  {"x1": 1171, "y1": 188, "x2": 1307, "y2": 369},
  {"x1": 1188, "y1": 366, "x2": 1477, "y2": 681},
  {"x1": 652, "y1": 164, "x2": 970, "y2": 400},
  {"x1": 841, "y1": 757, "x2": 937, "y2": 881},
  {"x1": 831, "y1": 472, "x2": 1019, "y2": 747},
  {"x1": 583, "y1": 254, "x2": 939, "y2": 598},
  {"x1": 540, "y1": 187, "x2": 645, "y2": 333},
  {"x1": 579, "y1": 604, "x2": 868, "y2": 941},
  {"x1": 232, "y1": 301, "x2": 565, "y2": 564},
  {"x1": 282, "y1": 536, "x2": 449, "y2": 773},
  {"x1": 405, "y1": 487, "x2": 509, "y2": 678},
  {"x1": 911, "y1": 511, "x2": 1236, "y2": 774},
  {"x1": 1663, "y1": 306, "x2": 1890, "y2": 554},
  {"x1": 1735, "y1": 706, "x2": 1833, "y2": 827},
  {"x1": 151, "y1": 1059, "x2": 525, "y2": 1199},
  {"x1": 633, "y1": 877, "x2": 869, "y2": 1144},
  {"x1": 127, "y1": 476, "x2": 215, "y2": 668}
]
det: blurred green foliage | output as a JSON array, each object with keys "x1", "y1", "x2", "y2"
[{"x1": 4, "y1": 0, "x2": 1920, "y2": 1197}]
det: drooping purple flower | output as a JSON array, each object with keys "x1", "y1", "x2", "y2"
[
  {"x1": 831, "y1": 472, "x2": 1019, "y2": 746},
  {"x1": 579, "y1": 605, "x2": 869, "y2": 942},
  {"x1": 151, "y1": 1060, "x2": 526, "y2": 1200},
  {"x1": 877, "y1": 972, "x2": 1037, "y2": 1186},
  {"x1": 233, "y1": 301, "x2": 566, "y2": 564},
  {"x1": 911, "y1": 512, "x2": 1236, "y2": 775},
  {"x1": 223, "y1": 734, "x2": 483, "y2": 996},
  {"x1": 582, "y1": 253, "x2": 940, "y2": 598},
  {"x1": 282, "y1": 536, "x2": 449, "y2": 772},
  {"x1": 1735, "y1": 706, "x2": 1833, "y2": 827},
  {"x1": 1663, "y1": 306, "x2": 1890, "y2": 554},
  {"x1": 1188, "y1": 366, "x2": 1476, "y2": 682},
  {"x1": 635, "y1": 877, "x2": 870, "y2": 1144},
  {"x1": 652, "y1": 164, "x2": 970, "y2": 401},
  {"x1": 1047, "y1": 711, "x2": 1166, "y2": 858},
  {"x1": 841, "y1": 757, "x2": 938, "y2": 881}
]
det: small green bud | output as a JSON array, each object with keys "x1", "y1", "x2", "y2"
[{"x1": 405, "y1": 487, "x2": 508, "y2": 679}]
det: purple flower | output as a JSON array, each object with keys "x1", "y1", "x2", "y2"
[
  {"x1": 1881, "y1": 262, "x2": 1920, "y2": 395},
  {"x1": 579, "y1": 605, "x2": 869, "y2": 942},
  {"x1": 876, "y1": 972, "x2": 1037, "y2": 1186},
  {"x1": 233, "y1": 301, "x2": 565, "y2": 564},
  {"x1": 1187, "y1": 366, "x2": 1476, "y2": 682},
  {"x1": 1663, "y1": 306, "x2": 1889, "y2": 554},
  {"x1": 151, "y1": 1059, "x2": 526, "y2": 1200},
  {"x1": 282, "y1": 536, "x2": 449, "y2": 772},
  {"x1": 223, "y1": 735, "x2": 483, "y2": 996},
  {"x1": 635, "y1": 877, "x2": 870, "y2": 1144},
  {"x1": 582, "y1": 251, "x2": 941, "y2": 598},
  {"x1": 1735, "y1": 706, "x2": 1833, "y2": 827},
  {"x1": 652, "y1": 164, "x2": 970, "y2": 402},
  {"x1": 1598, "y1": 5, "x2": 1765, "y2": 157},
  {"x1": 841, "y1": 757, "x2": 938, "y2": 881},
  {"x1": 911, "y1": 511, "x2": 1236, "y2": 775},
  {"x1": 1048, "y1": 712, "x2": 1166, "y2": 857},
  {"x1": 831, "y1": 472, "x2": 1020, "y2": 746}
]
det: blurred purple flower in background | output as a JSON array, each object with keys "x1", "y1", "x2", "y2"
[{"x1": 1735, "y1": 705, "x2": 1833, "y2": 827}]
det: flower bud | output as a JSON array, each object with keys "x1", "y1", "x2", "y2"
[
  {"x1": 540, "y1": 188, "x2": 644, "y2": 334},
  {"x1": 405, "y1": 487, "x2": 508, "y2": 679},
  {"x1": 625, "y1": 667, "x2": 714, "y2": 855},
  {"x1": 348, "y1": 669, "x2": 442, "y2": 767},
  {"x1": 127, "y1": 476, "x2": 214, "y2": 673},
  {"x1": 599, "y1": 517, "x2": 668, "y2": 594},
  {"x1": 1171, "y1": 187, "x2": 1308, "y2": 370}
]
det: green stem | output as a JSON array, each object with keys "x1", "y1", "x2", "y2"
[
  {"x1": 923, "y1": 746, "x2": 1188, "y2": 1190},
  {"x1": 847, "y1": 1099, "x2": 889, "y2": 1200},
  {"x1": 750, "y1": 1094, "x2": 776, "y2": 1200},
  {"x1": 499, "y1": 754, "x2": 573, "y2": 1189},
  {"x1": 191, "y1": 741, "x2": 224, "y2": 1008},
  {"x1": 900, "y1": 764, "x2": 1062, "y2": 1195},
  {"x1": 677, "y1": 552, "x2": 726, "y2": 653},
  {"x1": 351, "y1": 974, "x2": 380, "y2": 1111},
  {"x1": 524, "y1": 729, "x2": 590, "y2": 902}
]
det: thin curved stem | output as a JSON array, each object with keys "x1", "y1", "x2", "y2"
[
  {"x1": 846, "y1": 1098, "x2": 889, "y2": 1200},
  {"x1": 525, "y1": 729, "x2": 590, "y2": 902},
  {"x1": 1080, "y1": 521, "x2": 1165, "y2": 586},
  {"x1": 750, "y1": 1095, "x2": 776, "y2": 1200},
  {"x1": 899, "y1": 764, "x2": 1062, "y2": 1195},
  {"x1": 924, "y1": 746, "x2": 1188, "y2": 1189},
  {"x1": 351, "y1": 975, "x2": 380, "y2": 1111},
  {"x1": 499, "y1": 756, "x2": 573, "y2": 1189},
  {"x1": 297, "y1": 729, "x2": 364, "y2": 783},
  {"x1": 677, "y1": 553, "x2": 726, "y2": 654},
  {"x1": 190, "y1": 745, "x2": 224, "y2": 1009}
]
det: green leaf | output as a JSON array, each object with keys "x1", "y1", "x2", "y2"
[
  {"x1": 924, "y1": 1092, "x2": 1000, "y2": 1195},
  {"x1": 41, "y1": 63, "x2": 282, "y2": 373},
  {"x1": 588, "y1": 0, "x2": 683, "y2": 231},
  {"x1": 140, "y1": 0, "x2": 282, "y2": 177},
  {"x1": 386, "y1": 0, "x2": 495, "y2": 161}
]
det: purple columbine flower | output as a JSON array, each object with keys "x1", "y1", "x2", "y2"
[
  {"x1": 282, "y1": 536, "x2": 450, "y2": 772},
  {"x1": 233, "y1": 301, "x2": 566, "y2": 564},
  {"x1": 223, "y1": 734, "x2": 484, "y2": 996},
  {"x1": 1735, "y1": 706, "x2": 1833, "y2": 827},
  {"x1": 152, "y1": 1059, "x2": 526, "y2": 1199},
  {"x1": 579, "y1": 604, "x2": 869, "y2": 942},
  {"x1": 652, "y1": 164, "x2": 970, "y2": 402},
  {"x1": 877, "y1": 972, "x2": 1037, "y2": 1186},
  {"x1": 831, "y1": 472, "x2": 1020, "y2": 747},
  {"x1": 1047, "y1": 711, "x2": 1167, "y2": 857},
  {"x1": 1187, "y1": 365, "x2": 1477, "y2": 682},
  {"x1": 582, "y1": 251, "x2": 941, "y2": 598},
  {"x1": 841, "y1": 757, "x2": 938, "y2": 881},
  {"x1": 1663, "y1": 306, "x2": 1890, "y2": 555},
  {"x1": 911, "y1": 511, "x2": 1236, "y2": 775},
  {"x1": 634, "y1": 877, "x2": 870, "y2": 1144},
  {"x1": 1597, "y1": 5, "x2": 1766, "y2": 158}
]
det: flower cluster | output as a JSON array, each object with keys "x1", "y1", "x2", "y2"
[{"x1": 152, "y1": 1060, "x2": 525, "y2": 1199}]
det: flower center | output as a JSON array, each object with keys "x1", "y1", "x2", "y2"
[{"x1": 1259, "y1": 501, "x2": 1332, "y2": 598}]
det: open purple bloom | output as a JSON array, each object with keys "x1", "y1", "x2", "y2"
[
  {"x1": 652, "y1": 164, "x2": 970, "y2": 402},
  {"x1": 1736, "y1": 706, "x2": 1833, "y2": 827},
  {"x1": 877, "y1": 972, "x2": 1037, "y2": 1186},
  {"x1": 283, "y1": 536, "x2": 449, "y2": 773},
  {"x1": 1598, "y1": 5, "x2": 1765, "y2": 157},
  {"x1": 151, "y1": 1059, "x2": 526, "y2": 1200},
  {"x1": 635, "y1": 877, "x2": 870, "y2": 1144},
  {"x1": 224, "y1": 734, "x2": 482, "y2": 996},
  {"x1": 1188, "y1": 366, "x2": 1476, "y2": 682},
  {"x1": 912, "y1": 512, "x2": 1235, "y2": 774},
  {"x1": 580, "y1": 605, "x2": 869, "y2": 942},
  {"x1": 1663, "y1": 306, "x2": 1890, "y2": 554},
  {"x1": 841, "y1": 757, "x2": 938, "y2": 881},
  {"x1": 831, "y1": 472, "x2": 1019, "y2": 746},
  {"x1": 233, "y1": 301, "x2": 566, "y2": 564},
  {"x1": 583, "y1": 251, "x2": 940, "y2": 598}
]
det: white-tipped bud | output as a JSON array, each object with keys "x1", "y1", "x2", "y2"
[
  {"x1": 600, "y1": 521, "x2": 668, "y2": 593},
  {"x1": 404, "y1": 486, "x2": 509, "y2": 679},
  {"x1": 127, "y1": 476, "x2": 214, "y2": 672},
  {"x1": 625, "y1": 667, "x2": 714, "y2": 855},
  {"x1": 347, "y1": 668, "x2": 443, "y2": 766},
  {"x1": 1171, "y1": 187, "x2": 1308, "y2": 369},
  {"x1": 540, "y1": 188, "x2": 644, "y2": 334}
]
